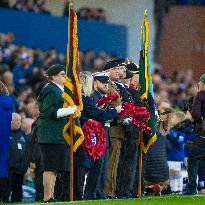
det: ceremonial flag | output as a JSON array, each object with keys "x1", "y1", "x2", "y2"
[
  {"x1": 139, "y1": 10, "x2": 157, "y2": 153},
  {"x1": 62, "y1": 1, "x2": 84, "y2": 152}
]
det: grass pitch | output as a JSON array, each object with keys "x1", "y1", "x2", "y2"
[{"x1": 6, "y1": 195, "x2": 205, "y2": 205}]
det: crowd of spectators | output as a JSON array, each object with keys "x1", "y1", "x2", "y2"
[
  {"x1": 76, "y1": 7, "x2": 106, "y2": 21},
  {"x1": 0, "y1": 0, "x2": 107, "y2": 21},
  {"x1": 0, "y1": 32, "x2": 116, "y2": 116},
  {"x1": 63, "y1": 4, "x2": 106, "y2": 21},
  {"x1": 152, "y1": 66, "x2": 196, "y2": 112},
  {"x1": 0, "y1": 0, "x2": 50, "y2": 15},
  {"x1": 0, "y1": 32, "x2": 196, "y2": 122}
]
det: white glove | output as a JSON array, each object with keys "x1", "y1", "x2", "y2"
[
  {"x1": 122, "y1": 117, "x2": 131, "y2": 125},
  {"x1": 57, "y1": 106, "x2": 77, "y2": 118}
]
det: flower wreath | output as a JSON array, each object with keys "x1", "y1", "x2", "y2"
[
  {"x1": 96, "y1": 93, "x2": 120, "y2": 107},
  {"x1": 120, "y1": 102, "x2": 152, "y2": 135},
  {"x1": 82, "y1": 120, "x2": 106, "y2": 160}
]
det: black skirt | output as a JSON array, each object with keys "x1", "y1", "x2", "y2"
[{"x1": 40, "y1": 144, "x2": 70, "y2": 172}]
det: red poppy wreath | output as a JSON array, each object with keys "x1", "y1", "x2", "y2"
[
  {"x1": 82, "y1": 120, "x2": 106, "y2": 160},
  {"x1": 120, "y1": 102, "x2": 152, "y2": 135},
  {"x1": 95, "y1": 93, "x2": 120, "y2": 107}
]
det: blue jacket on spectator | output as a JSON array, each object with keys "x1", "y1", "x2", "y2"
[
  {"x1": 8, "y1": 129, "x2": 28, "y2": 174},
  {"x1": 167, "y1": 128, "x2": 187, "y2": 162},
  {"x1": 0, "y1": 96, "x2": 13, "y2": 178},
  {"x1": 13, "y1": 64, "x2": 33, "y2": 92}
]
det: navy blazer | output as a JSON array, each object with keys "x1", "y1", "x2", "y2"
[{"x1": 80, "y1": 95, "x2": 118, "y2": 126}]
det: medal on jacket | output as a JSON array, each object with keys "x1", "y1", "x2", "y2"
[{"x1": 17, "y1": 143, "x2": 22, "y2": 150}]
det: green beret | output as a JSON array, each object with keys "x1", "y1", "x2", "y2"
[
  {"x1": 200, "y1": 73, "x2": 205, "y2": 84},
  {"x1": 46, "y1": 64, "x2": 65, "y2": 76}
]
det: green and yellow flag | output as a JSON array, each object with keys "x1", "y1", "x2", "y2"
[
  {"x1": 139, "y1": 10, "x2": 157, "y2": 153},
  {"x1": 62, "y1": 1, "x2": 84, "y2": 152}
]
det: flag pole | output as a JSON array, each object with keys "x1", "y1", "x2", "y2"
[
  {"x1": 70, "y1": 115, "x2": 74, "y2": 201},
  {"x1": 69, "y1": 0, "x2": 74, "y2": 201},
  {"x1": 137, "y1": 130, "x2": 143, "y2": 198},
  {"x1": 64, "y1": 0, "x2": 84, "y2": 201}
]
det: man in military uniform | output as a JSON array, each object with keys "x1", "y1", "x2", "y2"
[
  {"x1": 126, "y1": 62, "x2": 147, "y2": 197},
  {"x1": 102, "y1": 59, "x2": 126, "y2": 198},
  {"x1": 184, "y1": 73, "x2": 205, "y2": 195},
  {"x1": 103, "y1": 59, "x2": 141, "y2": 198},
  {"x1": 116, "y1": 61, "x2": 144, "y2": 198}
]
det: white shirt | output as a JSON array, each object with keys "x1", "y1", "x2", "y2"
[{"x1": 53, "y1": 82, "x2": 64, "y2": 92}]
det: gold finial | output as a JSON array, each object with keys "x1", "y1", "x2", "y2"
[
  {"x1": 125, "y1": 58, "x2": 130, "y2": 65},
  {"x1": 70, "y1": 0, "x2": 73, "y2": 6}
]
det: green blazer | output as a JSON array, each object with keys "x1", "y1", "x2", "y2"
[{"x1": 37, "y1": 83, "x2": 67, "y2": 144}]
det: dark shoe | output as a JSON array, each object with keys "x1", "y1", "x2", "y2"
[
  {"x1": 136, "y1": 194, "x2": 145, "y2": 198},
  {"x1": 183, "y1": 189, "x2": 198, "y2": 195},
  {"x1": 116, "y1": 192, "x2": 133, "y2": 199},
  {"x1": 106, "y1": 196, "x2": 113, "y2": 199},
  {"x1": 106, "y1": 195, "x2": 117, "y2": 199},
  {"x1": 74, "y1": 193, "x2": 83, "y2": 201},
  {"x1": 153, "y1": 191, "x2": 161, "y2": 196},
  {"x1": 174, "y1": 191, "x2": 182, "y2": 195},
  {"x1": 161, "y1": 186, "x2": 172, "y2": 195},
  {"x1": 97, "y1": 192, "x2": 107, "y2": 199},
  {"x1": 43, "y1": 198, "x2": 57, "y2": 203},
  {"x1": 145, "y1": 188, "x2": 154, "y2": 196}
]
